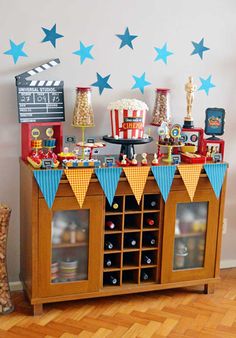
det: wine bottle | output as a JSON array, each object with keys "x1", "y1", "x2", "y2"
[
  {"x1": 105, "y1": 274, "x2": 118, "y2": 285},
  {"x1": 104, "y1": 256, "x2": 112, "y2": 267},
  {"x1": 141, "y1": 271, "x2": 149, "y2": 281},
  {"x1": 150, "y1": 200, "x2": 157, "y2": 208},
  {"x1": 112, "y1": 202, "x2": 119, "y2": 210},
  {"x1": 142, "y1": 255, "x2": 152, "y2": 265},
  {"x1": 104, "y1": 240, "x2": 114, "y2": 250},
  {"x1": 105, "y1": 220, "x2": 115, "y2": 230},
  {"x1": 143, "y1": 234, "x2": 156, "y2": 247},
  {"x1": 145, "y1": 218, "x2": 155, "y2": 226},
  {"x1": 124, "y1": 236, "x2": 137, "y2": 248}
]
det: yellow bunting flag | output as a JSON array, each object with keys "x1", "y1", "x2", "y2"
[
  {"x1": 123, "y1": 166, "x2": 150, "y2": 204},
  {"x1": 178, "y1": 164, "x2": 203, "y2": 201},
  {"x1": 64, "y1": 169, "x2": 93, "y2": 208}
]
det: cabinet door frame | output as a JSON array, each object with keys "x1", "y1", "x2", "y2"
[
  {"x1": 38, "y1": 195, "x2": 104, "y2": 297},
  {"x1": 161, "y1": 189, "x2": 219, "y2": 284}
]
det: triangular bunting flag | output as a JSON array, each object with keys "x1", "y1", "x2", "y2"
[
  {"x1": 178, "y1": 164, "x2": 203, "y2": 201},
  {"x1": 64, "y1": 169, "x2": 93, "y2": 208},
  {"x1": 123, "y1": 166, "x2": 150, "y2": 204},
  {"x1": 95, "y1": 167, "x2": 122, "y2": 206},
  {"x1": 151, "y1": 165, "x2": 176, "y2": 202},
  {"x1": 33, "y1": 169, "x2": 63, "y2": 208},
  {"x1": 204, "y1": 163, "x2": 227, "y2": 198}
]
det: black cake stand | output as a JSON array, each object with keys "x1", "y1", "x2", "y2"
[{"x1": 103, "y1": 135, "x2": 153, "y2": 161}]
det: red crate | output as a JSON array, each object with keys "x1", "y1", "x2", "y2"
[{"x1": 21, "y1": 122, "x2": 63, "y2": 160}]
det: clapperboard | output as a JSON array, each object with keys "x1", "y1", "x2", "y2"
[{"x1": 15, "y1": 58, "x2": 65, "y2": 123}]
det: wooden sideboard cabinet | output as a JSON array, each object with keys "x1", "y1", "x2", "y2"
[{"x1": 20, "y1": 160, "x2": 227, "y2": 315}]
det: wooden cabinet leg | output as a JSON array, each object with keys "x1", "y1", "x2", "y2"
[
  {"x1": 204, "y1": 283, "x2": 214, "y2": 294},
  {"x1": 33, "y1": 303, "x2": 43, "y2": 316}
]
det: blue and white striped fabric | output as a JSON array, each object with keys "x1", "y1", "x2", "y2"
[
  {"x1": 151, "y1": 165, "x2": 176, "y2": 202},
  {"x1": 204, "y1": 163, "x2": 227, "y2": 198},
  {"x1": 95, "y1": 167, "x2": 122, "y2": 206},
  {"x1": 33, "y1": 169, "x2": 63, "y2": 208}
]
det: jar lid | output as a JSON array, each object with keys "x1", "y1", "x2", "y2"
[
  {"x1": 76, "y1": 87, "x2": 91, "y2": 92},
  {"x1": 155, "y1": 88, "x2": 170, "y2": 93}
]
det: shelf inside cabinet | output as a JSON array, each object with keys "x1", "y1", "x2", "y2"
[
  {"x1": 105, "y1": 196, "x2": 123, "y2": 213},
  {"x1": 125, "y1": 195, "x2": 142, "y2": 212},
  {"x1": 122, "y1": 269, "x2": 139, "y2": 284},
  {"x1": 175, "y1": 232, "x2": 205, "y2": 238},
  {"x1": 124, "y1": 213, "x2": 141, "y2": 230},
  {"x1": 104, "y1": 253, "x2": 121, "y2": 269},
  {"x1": 52, "y1": 242, "x2": 87, "y2": 249},
  {"x1": 144, "y1": 194, "x2": 160, "y2": 211},
  {"x1": 103, "y1": 271, "x2": 121, "y2": 287},
  {"x1": 140, "y1": 267, "x2": 157, "y2": 283}
]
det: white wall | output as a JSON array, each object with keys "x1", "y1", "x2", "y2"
[{"x1": 0, "y1": 0, "x2": 235, "y2": 282}]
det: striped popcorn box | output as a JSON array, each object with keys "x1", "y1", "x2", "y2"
[{"x1": 108, "y1": 99, "x2": 149, "y2": 140}]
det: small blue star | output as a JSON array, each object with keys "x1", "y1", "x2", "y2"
[
  {"x1": 91, "y1": 73, "x2": 112, "y2": 95},
  {"x1": 191, "y1": 38, "x2": 210, "y2": 59},
  {"x1": 154, "y1": 43, "x2": 173, "y2": 64},
  {"x1": 132, "y1": 72, "x2": 151, "y2": 94},
  {"x1": 4, "y1": 40, "x2": 28, "y2": 64},
  {"x1": 198, "y1": 75, "x2": 215, "y2": 95},
  {"x1": 41, "y1": 24, "x2": 64, "y2": 48},
  {"x1": 73, "y1": 41, "x2": 94, "y2": 64},
  {"x1": 116, "y1": 27, "x2": 138, "y2": 49}
]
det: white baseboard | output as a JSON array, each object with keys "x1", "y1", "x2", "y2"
[
  {"x1": 9, "y1": 281, "x2": 23, "y2": 291},
  {"x1": 220, "y1": 259, "x2": 236, "y2": 269}
]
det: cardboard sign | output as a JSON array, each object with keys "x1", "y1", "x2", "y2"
[{"x1": 15, "y1": 59, "x2": 65, "y2": 123}]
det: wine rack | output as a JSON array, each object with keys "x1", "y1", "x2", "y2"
[{"x1": 103, "y1": 193, "x2": 162, "y2": 287}]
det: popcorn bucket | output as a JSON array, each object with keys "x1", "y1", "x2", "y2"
[{"x1": 110, "y1": 109, "x2": 146, "y2": 139}]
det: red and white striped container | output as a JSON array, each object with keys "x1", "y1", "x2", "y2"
[{"x1": 108, "y1": 99, "x2": 148, "y2": 139}]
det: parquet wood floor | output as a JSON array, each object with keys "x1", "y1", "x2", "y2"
[{"x1": 1, "y1": 268, "x2": 236, "y2": 337}]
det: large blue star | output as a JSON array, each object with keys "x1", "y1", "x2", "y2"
[
  {"x1": 73, "y1": 41, "x2": 94, "y2": 64},
  {"x1": 41, "y1": 24, "x2": 64, "y2": 48},
  {"x1": 191, "y1": 38, "x2": 210, "y2": 59},
  {"x1": 154, "y1": 43, "x2": 173, "y2": 64},
  {"x1": 116, "y1": 27, "x2": 138, "y2": 49},
  {"x1": 4, "y1": 40, "x2": 28, "y2": 64},
  {"x1": 91, "y1": 73, "x2": 112, "y2": 95},
  {"x1": 132, "y1": 72, "x2": 151, "y2": 94},
  {"x1": 198, "y1": 75, "x2": 215, "y2": 95}
]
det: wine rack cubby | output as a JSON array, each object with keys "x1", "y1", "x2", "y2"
[{"x1": 103, "y1": 193, "x2": 162, "y2": 287}]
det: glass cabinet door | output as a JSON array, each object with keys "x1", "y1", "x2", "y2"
[
  {"x1": 161, "y1": 189, "x2": 219, "y2": 283},
  {"x1": 51, "y1": 209, "x2": 89, "y2": 284},
  {"x1": 173, "y1": 202, "x2": 207, "y2": 270},
  {"x1": 38, "y1": 195, "x2": 103, "y2": 297}
]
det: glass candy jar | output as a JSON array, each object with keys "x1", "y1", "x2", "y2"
[
  {"x1": 72, "y1": 87, "x2": 95, "y2": 128},
  {"x1": 151, "y1": 88, "x2": 171, "y2": 126}
]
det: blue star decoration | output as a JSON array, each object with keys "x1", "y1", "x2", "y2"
[
  {"x1": 198, "y1": 75, "x2": 215, "y2": 95},
  {"x1": 132, "y1": 72, "x2": 151, "y2": 94},
  {"x1": 91, "y1": 73, "x2": 112, "y2": 95},
  {"x1": 154, "y1": 43, "x2": 173, "y2": 64},
  {"x1": 4, "y1": 40, "x2": 28, "y2": 64},
  {"x1": 73, "y1": 41, "x2": 94, "y2": 64},
  {"x1": 41, "y1": 24, "x2": 64, "y2": 48},
  {"x1": 191, "y1": 38, "x2": 210, "y2": 59},
  {"x1": 116, "y1": 27, "x2": 138, "y2": 49}
]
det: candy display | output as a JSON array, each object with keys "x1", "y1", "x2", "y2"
[
  {"x1": 108, "y1": 98, "x2": 148, "y2": 139},
  {"x1": 62, "y1": 158, "x2": 101, "y2": 168},
  {"x1": 151, "y1": 88, "x2": 171, "y2": 126},
  {"x1": 27, "y1": 128, "x2": 60, "y2": 168},
  {"x1": 72, "y1": 87, "x2": 94, "y2": 128}
]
